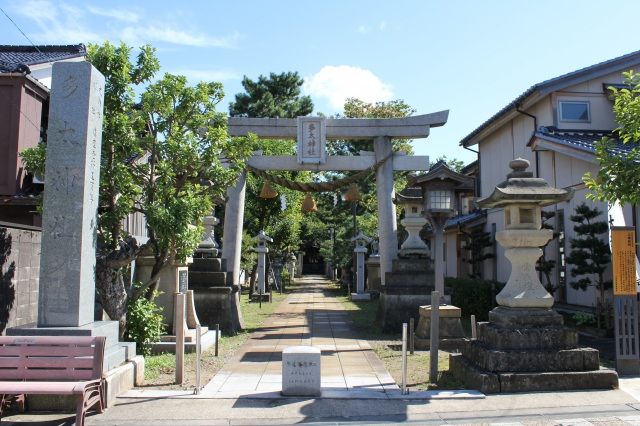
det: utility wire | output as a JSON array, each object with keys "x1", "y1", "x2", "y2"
[{"x1": 0, "y1": 6, "x2": 43, "y2": 55}]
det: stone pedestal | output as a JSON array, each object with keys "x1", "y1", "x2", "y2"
[
  {"x1": 450, "y1": 307, "x2": 618, "y2": 393},
  {"x1": 415, "y1": 304, "x2": 465, "y2": 350},
  {"x1": 378, "y1": 258, "x2": 450, "y2": 332},
  {"x1": 282, "y1": 346, "x2": 321, "y2": 396},
  {"x1": 365, "y1": 255, "x2": 381, "y2": 293},
  {"x1": 350, "y1": 234, "x2": 370, "y2": 301}
]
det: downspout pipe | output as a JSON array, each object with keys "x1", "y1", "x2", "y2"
[
  {"x1": 464, "y1": 145, "x2": 480, "y2": 196},
  {"x1": 515, "y1": 104, "x2": 539, "y2": 177}
]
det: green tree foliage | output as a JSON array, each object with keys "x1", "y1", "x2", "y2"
[
  {"x1": 565, "y1": 203, "x2": 612, "y2": 330},
  {"x1": 584, "y1": 70, "x2": 640, "y2": 205},
  {"x1": 229, "y1": 72, "x2": 313, "y2": 118},
  {"x1": 460, "y1": 227, "x2": 493, "y2": 279},
  {"x1": 432, "y1": 155, "x2": 465, "y2": 173},
  {"x1": 137, "y1": 73, "x2": 248, "y2": 299},
  {"x1": 126, "y1": 284, "x2": 165, "y2": 356}
]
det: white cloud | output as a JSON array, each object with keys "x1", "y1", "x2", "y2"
[
  {"x1": 121, "y1": 26, "x2": 239, "y2": 48},
  {"x1": 87, "y1": 5, "x2": 139, "y2": 23},
  {"x1": 357, "y1": 25, "x2": 369, "y2": 34},
  {"x1": 379, "y1": 21, "x2": 386, "y2": 31},
  {"x1": 305, "y1": 65, "x2": 393, "y2": 110},
  {"x1": 174, "y1": 68, "x2": 241, "y2": 82}
]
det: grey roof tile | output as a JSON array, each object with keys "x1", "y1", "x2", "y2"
[
  {"x1": 0, "y1": 44, "x2": 86, "y2": 72},
  {"x1": 535, "y1": 126, "x2": 634, "y2": 157}
]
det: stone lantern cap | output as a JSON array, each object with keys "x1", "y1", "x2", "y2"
[
  {"x1": 477, "y1": 158, "x2": 573, "y2": 208},
  {"x1": 351, "y1": 231, "x2": 373, "y2": 247},
  {"x1": 254, "y1": 230, "x2": 273, "y2": 243}
]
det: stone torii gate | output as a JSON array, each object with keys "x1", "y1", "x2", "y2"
[{"x1": 221, "y1": 112, "x2": 448, "y2": 290}]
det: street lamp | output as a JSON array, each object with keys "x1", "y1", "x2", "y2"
[{"x1": 411, "y1": 162, "x2": 474, "y2": 298}]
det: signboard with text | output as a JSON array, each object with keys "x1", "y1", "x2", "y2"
[
  {"x1": 297, "y1": 117, "x2": 326, "y2": 164},
  {"x1": 612, "y1": 227, "x2": 637, "y2": 296}
]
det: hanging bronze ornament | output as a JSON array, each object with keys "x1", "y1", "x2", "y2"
[
  {"x1": 259, "y1": 180, "x2": 278, "y2": 199},
  {"x1": 343, "y1": 183, "x2": 362, "y2": 202},
  {"x1": 301, "y1": 192, "x2": 318, "y2": 213}
]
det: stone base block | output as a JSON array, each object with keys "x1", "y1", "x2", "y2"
[
  {"x1": 415, "y1": 305, "x2": 465, "y2": 340},
  {"x1": 463, "y1": 341, "x2": 600, "y2": 372},
  {"x1": 378, "y1": 291, "x2": 451, "y2": 332},
  {"x1": 450, "y1": 353, "x2": 618, "y2": 394},
  {"x1": 192, "y1": 286, "x2": 236, "y2": 334},
  {"x1": 489, "y1": 306, "x2": 563, "y2": 328},
  {"x1": 351, "y1": 292, "x2": 371, "y2": 301},
  {"x1": 477, "y1": 322, "x2": 578, "y2": 350},
  {"x1": 282, "y1": 346, "x2": 321, "y2": 396}
]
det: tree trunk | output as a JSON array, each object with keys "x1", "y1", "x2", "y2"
[{"x1": 96, "y1": 260, "x2": 128, "y2": 340}]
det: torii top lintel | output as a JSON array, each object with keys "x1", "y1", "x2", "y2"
[{"x1": 228, "y1": 110, "x2": 449, "y2": 140}]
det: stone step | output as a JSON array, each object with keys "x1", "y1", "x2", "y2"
[
  {"x1": 150, "y1": 329, "x2": 218, "y2": 355},
  {"x1": 104, "y1": 344, "x2": 127, "y2": 372},
  {"x1": 391, "y1": 258, "x2": 433, "y2": 272},
  {"x1": 476, "y1": 322, "x2": 578, "y2": 350},
  {"x1": 385, "y1": 274, "x2": 435, "y2": 287},
  {"x1": 449, "y1": 353, "x2": 619, "y2": 394},
  {"x1": 463, "y1": 340, "x2": 600, "y2": 372},
  {"x1": 189, "y1": 271, "x2": 227, "y2": 287},
  {"x1": 7, "y1": 320, "x2": 120, "y2": 349},
  {"x1": 190, "y1": 257, "x2": 223, "y2": 272}
]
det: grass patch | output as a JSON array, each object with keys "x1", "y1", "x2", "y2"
[{"x1": 143, "y1": 288, "x2": 288, "y2": 387}]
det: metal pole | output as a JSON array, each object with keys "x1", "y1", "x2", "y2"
[
  {"x1": 215, "y1": 323, "x2": 220, "y2": 357},
  {"x1": 429, "y1": 290, "x2": 440, "y2": 384},
  {"x1": 402, "y1": 322, "x2": 408, "y2": 394},
  {"x1": 471, "y1": 314, "x2": 477, "y2": 339},
  {"x1": 175, "y1": 293, "x2": 186, "y2": 385},
  {"x1": 409, "y1": 317, "x2": 415, "y2": 355},
  {"x1": 194, "y1": 324, "x2": 201, "y2": 395},
  {"x1": 259, "y1": 286, "x2": 262, "y2": 309},
  {"x1": 352, "y1": 201, "x2": 357, "y2": 290}
]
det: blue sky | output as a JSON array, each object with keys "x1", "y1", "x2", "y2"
[{"x1": 2, "y1": 0, "x2": 640, "y2": 164}]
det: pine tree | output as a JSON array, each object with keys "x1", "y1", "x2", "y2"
[
  {"x1": 460, "y1": 227, "x2": 494, "y2": 279},
  {"x1": 536, "y1": 211, "x2": 562, "y2": 296},
  {"x1": 565, "y1": 203, "x2": 612, "y2": 330}
]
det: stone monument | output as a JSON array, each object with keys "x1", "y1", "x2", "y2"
[
  {"x1": 282, "y1": 346, "x2": 321, "y2": 396},
  {"x1": 450, "y1": 158, "x2": 619, "y2": 393},
  {"x1": 366, "y1": 240, "x2": 381, "y2": 294},
  {"x1": 351, "y1": 232, "x2": 372, "y2": 301},
  {"x1": 8, "y1": 62, "x2": 132, "y2": 370}
]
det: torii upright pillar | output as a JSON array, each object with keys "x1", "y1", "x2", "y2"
[{"x1": 226, "y1": 112, "x2": 448, "y2": 293}]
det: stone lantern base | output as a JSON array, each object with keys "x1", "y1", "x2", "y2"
[
  {"x1": 450, "y1": 307, "x2": 619, "y2": 393},
  {"x1": 415, "y1": 305, "x2": 466, "y2": 350}
]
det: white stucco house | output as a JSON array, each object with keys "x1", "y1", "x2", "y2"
[{"x1": 457, "y1": 50, "x2": 640, "y2": 309}]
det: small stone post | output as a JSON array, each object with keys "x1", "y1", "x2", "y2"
[
  {"x1": 175, "y1": 292, "x2": 186, "y2": 384},
  {"x1": 429, "y1": 290, "x2": 440, "y2": 383},
  {"x1": 351, "y1": 232, "x2": 372, "y2": 301},
  {"x1": 253, "y1": 230, "x2": 273, "y2": 299}
]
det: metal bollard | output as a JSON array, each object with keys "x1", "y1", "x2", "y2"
[
  {"x1": 401, "y1": 322, "x2": 408, "y2": 394},
  {"x1": 429, "y1": 290, "x2": 440, "y2": 384},
  {"x1": 471, "y1": 314, "x2": 477, "y2": 339},
  {"x1": 409, "y1": 317, "x2": 415, "y2": 355},
  {"x1": 215, "y1": 323, "x2": 220, "y2": 357},
  {"x1": 175, "y1": 293, "x2": 186, "y2": 385},
  {"x1": 194, "y1": 324, "x2": 202, "y2": 395}
]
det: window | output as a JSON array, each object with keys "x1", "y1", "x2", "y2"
[
  {"x1": 559, "y1": 101, "x2": 590, "y2": 122},
  {"x1": 429, "y1": 190, "x2": 451, "y2": 210}
]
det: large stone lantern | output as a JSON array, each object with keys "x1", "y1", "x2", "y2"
[
  {"x1": 411, "y1": 161, "x2": 474, "y2": 296},
  {"x1": 450, "y1": 158, "x2": 618, "y2": 393}
]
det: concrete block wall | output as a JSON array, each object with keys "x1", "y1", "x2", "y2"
[{"x1": 0, "y1": 222, "x2": 41, "y2": 334}]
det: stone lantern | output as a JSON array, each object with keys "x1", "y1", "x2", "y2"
[
  {"x1": 411, "y1": 161, "x2": 474, "y2": 297},
  {"x1": 395, "y1": 188, "x2": 429, "y2": 258},
  {"x1": 351, "y1": 231, "x2": 372, "y2": 301},
  {"x1": 252, "y1": 230, "x2": 273, "y2": 300},
  {"x1": 196, "y1": 212, "x2": 219, "y2": 258},
  {"x1": 450, "y1": 158, "x2": 618, "y2": 393}
]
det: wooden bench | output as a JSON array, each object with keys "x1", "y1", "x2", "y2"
[{"x1": 0, "y1": 335, "x2": 106, "y2": 426}]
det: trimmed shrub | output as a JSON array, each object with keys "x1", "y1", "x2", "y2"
[{"x1": 446, "y1": 277, "x2": 504, "y2": 321}]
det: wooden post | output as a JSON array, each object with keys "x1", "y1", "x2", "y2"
[
  {"x1": 470, "y1": 314, "x2": 477, "y2": 339},
  {"x1": 429, "y1": 290, "x2": 440, "y2": 384},
  {"x1": 215, "y1": 323, "x2": 220, "y2": 357},
  {"x1": 409, "y1": 317, "x2": 415, "y2": 355},
  {"x1": 401, "y1": 322, "x2": 408, "y2": 394},
  {"x1": 175, "y1": 293, "x2": 186, "y2": 384}
]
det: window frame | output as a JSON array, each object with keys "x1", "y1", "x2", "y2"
[{"x1": 558, "y1": 100, "x2": 591, "y2": 123}]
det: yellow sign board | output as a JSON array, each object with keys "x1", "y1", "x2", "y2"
[{"x1": 612, "y1": 227, "x2": 637, "y2": 296}]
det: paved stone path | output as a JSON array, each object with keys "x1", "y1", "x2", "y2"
[{"x1": 203, "y1": 275, "x2": 399, "y2": 397}]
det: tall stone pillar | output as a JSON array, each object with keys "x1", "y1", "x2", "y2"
[
  {"x1": 38, "y1": 62, "x2": 104, "y2": 327},
  {"x1": 431, "y1": 216, "x2": 448, "y2": 298},
  {"x1": 374, "y1": 136, "x2": 397, "y2": 286},
  {"x1": 222, "y1": 172, "x2": 246, "y2": 287}
]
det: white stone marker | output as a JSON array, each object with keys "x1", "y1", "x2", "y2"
[
  {"x1": 253, "y1": 230, "x2": 272, "y2": 295},
  {"x1": 38, "y1": 62, "x2": 104, "y2": 327},
  {"x1": 282, "y1": 346, "x2": 321, "y2": 396}
]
